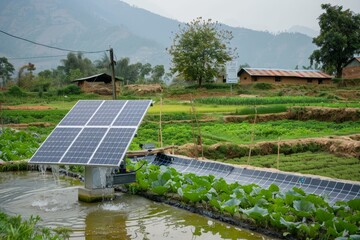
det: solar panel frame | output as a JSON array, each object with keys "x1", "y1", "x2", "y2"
[{"x1": 29, "y1": 100, "x2": 152, "y2": 167}]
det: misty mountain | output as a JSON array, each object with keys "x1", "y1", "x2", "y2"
[
  {"x1": 0, "y1": 0, "x2": 316, "y2": 72},
  {"x1": 288, "y1": 25, "x2": 319, "y2": 38}
]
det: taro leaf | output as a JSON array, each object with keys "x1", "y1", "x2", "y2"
[
  {"x1": 205, "y1": 188, "x2": 218, "y2": 201},
  {"x1": 151, "y1": 186, "x2": 168, "y2": 195},
  {"x1": 209, "y1": 198, "x2": 221, "y2": 210},
  {"x1": 270, "y1": 213, "x2": 284, "y2": 229},
  {"x1": 335, "y1": 219, "x2": 358, "y2": 235},
  {"x1": 315, "y1": 208, "x2": 334, "y2": 223},
  {"x1": 182, "y1": 186, "x2": 208, "y2": 203},
  {"x1": 241, "y1": 205, "x2": 268, "y2": 222},
  {"x1": 164, "y1": 179, "x2": 181, "y2": 193},
  {"x1": 279, "y1": 217, "x2": 301, "y2": 229},
  {"x1": 241, "y1": 184, "x2": 257, "y2": 195},
  {"x1": 292, "y1": 187, "x2": 306, "y2": 196},
  {"x1": 306, "y1": 194, "x2": 329, "y2": 208},
  {"x1": 293, "y1": 200, "x2": 315, "y2": 212},
  {"x1": 221, "y1": 198, "x2": 241, "y2": 215},
  {"x1": 212, "y1": 178, "x2": 228, "y2": 194},
  {"x1": 268, "y1": 183, "x2": 280, "y2": 193},
  {"x1": 349, "y1": 235, "x2": 360, "y2": 240},
  {"x1": 192, "y1": 176, "x2": 211, "y2": 189},
  {"x1": 347, "y1": 212, "x2": 360, "y2": 225},
  {"x1": 335, "y1": 236, "x2": 360, "y2": 240},
  {"x1": 177, "y1": 187, "x2": 183, "y2": 197},
  {"x1": 138, "y1": 178, "x2": 150, "y2": 191},
  {"x1": 348, "y1": 199, "x2": 360, "y2": 211},
  {"x1": 250, "y1": 186, "x2": 262, "y2": 196},
  {"x1": 230, "y1": 187, "x2": 245, "y2": 199},
  {"x1": 157, "y1": 170, "x2": 172, "y2": 185},
  {"x1": 297, "y1": 222, "x2": 320, "y2": 239}
]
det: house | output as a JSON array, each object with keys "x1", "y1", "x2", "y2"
[
  {"x1": 342, "y1": 57, "x2": 360, "y2": 79},
  {"x1": 72, "y1": 73, "x2": 122, "y2": 95},
  {"x1": 237, "y1": 68, "x2": 332, "y2": 85}
]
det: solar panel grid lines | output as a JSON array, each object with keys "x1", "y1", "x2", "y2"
[
  {"x1": 58, "y1": 100, "x2": 103, "y2": 126},
  {"x1": 30, "y1": 127, "x2": 82, "y2": 163},
  {"x1": 29, "y1": 100, "x2": 152, "y2": 167}
]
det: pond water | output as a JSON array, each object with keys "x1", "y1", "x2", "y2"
[{"x1": 0, "y1": 171, "x2": 277, "y2": 240}]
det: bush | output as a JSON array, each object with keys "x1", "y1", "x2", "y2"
[
  {"x1": 57, "y1": 85, "x2": 82, "y2": 95},
  {"x1": 7, "y1": 86, "x2": 26, "y2": 97},
  {"x1": 252, "y1": 82, "x2": 273, "y2": 90}
]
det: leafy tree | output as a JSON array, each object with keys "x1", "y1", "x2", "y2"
[
  {"x1": 140, "y1": 63, "x2": 152, "y2": 79},
  {"x1": 151, "y1": 65, "x2": 165, "y2": 82},
  {"x1": 61, "y1": 52, "x2": 97, "y2": 81},
  {"x1": 168, "y1": 17, "x2": 235, "y2": 86},
  {"x1": 310, "y1": 4, "x2": 360, "y2": 77},
  {"x1": 0, "y1": 57, "x2": 15, "y2": 87},
  {"x1": 94, "y1": 52, "x2": 111, "y2": 75}
]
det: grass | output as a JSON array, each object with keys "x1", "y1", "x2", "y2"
[
  {"x1": 225, "y1": 152, "x2": 360, "y2": 181},
  {"x1": 130, "y1": 119, "x2": 360, "y2": 149}
]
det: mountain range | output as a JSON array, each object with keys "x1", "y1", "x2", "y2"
[{"x1": 0, "y1": 0, "x2": 316, "y2": 72}]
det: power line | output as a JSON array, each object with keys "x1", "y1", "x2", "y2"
[
  {"x1": 0, "y1": 29, "x2": 108, "y2": 53},
  {"x1": 8, "y1": 54, "x2": 69, "y2": 60}
]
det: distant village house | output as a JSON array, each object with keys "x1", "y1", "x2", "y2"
[
  {"x1": 72, "y1": 73, "x2": 121, "y2": 95},
  {"x1": 342, "y1": 57, "x2": 360, "y2": 79},
  {"x1": 237, "y1": 68, "x2": 332, "y2": 85}
]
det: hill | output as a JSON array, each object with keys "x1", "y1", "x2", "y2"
[{"x1": 0, "y1": 0, "x2": 316, "y2": 71}]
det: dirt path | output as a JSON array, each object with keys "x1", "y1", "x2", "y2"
[{"x1": 2, "y1": 106, "x2": 53, "y2": 110}]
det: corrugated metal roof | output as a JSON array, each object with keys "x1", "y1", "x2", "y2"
[
  {"x1": 72, "y1": 73, "x2": 122, "y2": 83},
  {"x1": 241, "y1": 68, "x2": 332, "y2": 79}
]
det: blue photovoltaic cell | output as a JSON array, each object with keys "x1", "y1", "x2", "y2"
[
  {"x1": 60, "y1": 128, "x2": 108, "y2": 164},
  {"x1": 87, "y1": 101, "x2": 126, "y2": 126},
  {"x1": 89, "y1": 128, "x2": 136, "y2": 166},
  {"x1": 30, "y1": 100, "x2": 151, "y2": 166},
  {"x1": 113, "y1": 100, "x2": 152, "y2": 126},
  {"x1": 58, "y1": 100, "x2": 103, "y2": 126},
  {"x1": 29, "y1": 128, "x2": 81, "y2": 163}
]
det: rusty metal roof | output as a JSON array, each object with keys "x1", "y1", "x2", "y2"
[{"x1": 239, "y1": 68, "x2": 332, "y2": 79}]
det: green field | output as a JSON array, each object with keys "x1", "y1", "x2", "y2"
[{"x1": 225, "y1": 152, "x2": 360, "y2": 181}]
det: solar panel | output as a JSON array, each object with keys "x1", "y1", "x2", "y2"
[
  {"x1": 113, "y1": 100, "x2": 152, "y2": 126},
  {"x1": 29, "y1": 100, "x2": 151, "y2": 167}
]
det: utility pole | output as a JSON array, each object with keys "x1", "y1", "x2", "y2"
[{"x1": 109, "y1": 48, "x2": 117, "y2": 100}]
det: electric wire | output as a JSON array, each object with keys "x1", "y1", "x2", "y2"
[{"x1": 0, "y1": 29, "x2": 108, "y2": 53}]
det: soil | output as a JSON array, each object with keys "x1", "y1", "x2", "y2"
[
  {"x1": 175, "y1": 134, "x2": 360, "y2": 160},
  {"x1": 224, "y1": 106, "x2": 360, "y2": 123},
  {"x1": 125, "y1": 84, "x2": 163, "y2": 94},
  {"x1": 2, "y1": 105, "x2": 52, "y2": 110}
]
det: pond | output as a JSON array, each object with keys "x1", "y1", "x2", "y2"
[{"x1": 0, "y1": 171, "x2": 277, "y2": 239}]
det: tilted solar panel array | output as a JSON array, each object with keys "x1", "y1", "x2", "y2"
[
  {"x1": 149, "y1": 154, "x2": 360, "y2": 204},
  {"x1": 29, "y1": 100, "x2": 151, "y2": 167}
]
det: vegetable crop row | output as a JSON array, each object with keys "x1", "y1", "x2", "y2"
[
  {"x1": 194, "y1": 96, "x2": 330, "y2": 105},
  {"x1": 127, "y1": 161, "x2": 360, "y2": 240}
]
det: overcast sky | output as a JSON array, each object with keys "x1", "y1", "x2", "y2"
[{"x1": 121, "y1": 0, "x2": 360, "y2": 33}]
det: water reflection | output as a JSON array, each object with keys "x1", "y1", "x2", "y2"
[{"x1": 0, "y1": 172, "x2": 276, "y2": 240}]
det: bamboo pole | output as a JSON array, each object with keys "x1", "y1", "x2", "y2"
[{"x1": 247, "y1": 106, "x2": 257, "y2": 165}]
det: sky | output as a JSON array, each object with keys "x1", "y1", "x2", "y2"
[{"x1": 121, "y1": 0, "x2": 360, "y2": 33}]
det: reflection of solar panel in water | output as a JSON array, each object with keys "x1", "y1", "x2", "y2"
[{"x1": 29, "y1": 100, "x2": 151, "y2": 167}]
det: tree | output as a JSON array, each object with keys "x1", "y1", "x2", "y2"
[
  {"x1": 61, "y1": 52, "x2": 97, "y2": 81},
  {"x1": 151, "y1": 65, "x2": 165, "y2": 82},
  {"x1": 168, "y1": 17, "x2": 235, "y2": 86},
  {"x1": 310, "y1": 4, "x2": 360, "y2": 78},
  {"x1": 0, "y1": 57, "x2": 15, "y2": 87}
]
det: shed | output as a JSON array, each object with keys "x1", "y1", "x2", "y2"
[
  {"x1": 342, "y1": 57, "x2": 360, "y2": 79},
  {"x1": 72, "y1": 73, "x2": 122, "y2": 95},
  {"x1": 237, "y1": 68, "x2": 332, "y2": 85}
]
